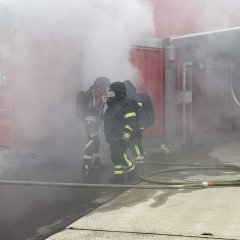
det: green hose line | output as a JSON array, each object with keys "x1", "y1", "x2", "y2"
[{"x1": 140, "y1": 163, "x2": 240, "y2": 187}]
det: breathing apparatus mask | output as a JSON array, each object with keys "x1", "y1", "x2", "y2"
[
  {"x1": 106, "y1": 82, "x2": 126, "y2": 104},
  {"x1": 107, "y1": 89, "x2": 116, "y2": 98}
]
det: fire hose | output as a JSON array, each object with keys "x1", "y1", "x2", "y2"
[
  {"x1": 0, "y1": 180, "x2": 201, "y2": 189},
  {"x1": 0, "y1": 163, "x2": 240, "y2": 189},
  {"x1": 140, "y1": 163, "x2": 240, "y2": 187}
]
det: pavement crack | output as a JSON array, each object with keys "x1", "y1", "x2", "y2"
[{"x1": 67, "y1": 227, "x2": 239, "y2": 240}]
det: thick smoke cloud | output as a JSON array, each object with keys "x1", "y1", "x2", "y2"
[
  {"x1": 3, "y1": 0, "x2": 154, "y2": 86},
  {"x1": 0, "y1": 0, "x2": 155, "y2": 159}
]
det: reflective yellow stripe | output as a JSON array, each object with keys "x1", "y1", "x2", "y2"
[
  {"x1": 90, "y1": 132, "x2": 98, "y2": 138},
  {"x1": 114, "y1": 165, "x2": 125, "y2": 174},
  {"x1": 85, "y1": 117, "x2": 97, "y2": 122},
  {"x1": 114, "y1": 165, "x2": 123, "y2": 169},
  {"x1": 84, "y1": 139, "x2": 94, "y2": 149},
  {"x1": 134, "y1": 145, "x2": 141, "y2": 158},
  {"x1": 126, "y1": 164, "x2": 135, "y2": 172},
  {"x1": 124, "y1": 154, "x2": 132, "y2": 165},
  {"x1": 138, "y1": 102, "x2": 143, "y2": 107},
  {"x1": 123, "y1": 154, "x2": 135, "y2": 172},
  {"x1": 93, "y1": 153, "x2": 100, "y2": 158},
  {"x1": 124, "y1": 125, "x2": 133, "y2": 132},
  {"x1": 124, "y1": 112, "x2": 136, "y2": 119},
  {"x1": 83, "y1": 155, "x2": 93, "y2": 160},
  {"x1": 114, "y1": 170, "x2": 124, "y2": 175}
]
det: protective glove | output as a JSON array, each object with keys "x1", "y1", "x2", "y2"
[{"x1": 122, "y1": 131, "x2": 130, "y2": 141}]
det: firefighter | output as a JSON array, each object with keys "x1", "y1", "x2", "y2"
[
  {"x1": 124, "y1": 80, "x2": 155, "y2": 164},
  {"x1": 76, "y1": 76, "x2": 111, "y2": 176},
  {"x1": 124, "y1": 80, "x2": 145, "y2": 163},
  {"x1": 103, "y1": 81, "x2": 137, "y2": 183}
]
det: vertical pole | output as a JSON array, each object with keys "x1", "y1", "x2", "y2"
[
  {"x1": 189, "y1": 62, "x2": 193, "y2": 136},
  {"x1": 182, "y1": 62, "x2": 186, "y2": 143},
  {"x1": 164, "y1": 38, "x2": 176, "y2": 143}
]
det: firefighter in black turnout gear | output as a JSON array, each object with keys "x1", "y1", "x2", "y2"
[
  {"x1": 124, "y1": 80, "x2": 155, "y2": 164},
  {"x1": 103, "y1": 82, "x2": 137, "y2": 183},
  {"x1": 76, "y1": 76, "x2": 110, "y2": 176}
]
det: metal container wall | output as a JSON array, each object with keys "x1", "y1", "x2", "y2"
[
  {"x1": 151, "y1": 0, "x2": 240, "y2": 37},
  {"x1": 0, "y1": 13, "x2": 83, "y2": 149},
  {"x1": 168, "y1": 28, "x2": 240, "y2": 143},
  {"x1": 10, "y1": 32, "x2": 82, "y2": 148},
  {"x1": 130, "y1": 48, "x2": 164, "y2": 137},
  {"x1": 2, "y1": 1, "x2": 240, "y2": 148},
  {"x1": 0, "y1": 6, "x2": 15, "y2": 147},
  {"x1": 151, "y1": 0, "x2": 206, "y2": 37},
  {"x1": 174, "y1": 58, "x2": 234, "y2": 139},
  {"x1": 207, "y1": 0, "x2": 240, "y2": 30}
]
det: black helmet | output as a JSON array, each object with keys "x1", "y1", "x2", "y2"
[{"x1": 109, "y1": 81, "x2": 126, "y2": 97}]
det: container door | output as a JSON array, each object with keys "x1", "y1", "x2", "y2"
[{"x1": 164, "y1": 40, "x2": 193, "y2": 144}]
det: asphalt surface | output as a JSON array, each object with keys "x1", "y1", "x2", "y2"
[
  {"x1": 1, "y1": 133, "x2": 234, "y2": 240},
  {"x1": 0, "y1": 149, "x2": 124, "y2": 240},
  {"x1": 47, "y1": 136, "x2": 240, "y2": 240}
]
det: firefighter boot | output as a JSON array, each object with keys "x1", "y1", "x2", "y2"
[
  {"x1": 109, "y1": 165, "x2": 127, "y2": 184},
  {"x1": 127, "y1": 168, "x2": 136, "y2": 182}
]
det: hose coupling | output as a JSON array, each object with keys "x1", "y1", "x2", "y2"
[{"x1": 201, "y1": 181, "x2": 215, "y2": 188}]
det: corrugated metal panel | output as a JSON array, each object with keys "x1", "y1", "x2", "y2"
[{"x1": 131, "y1": 48, "x2": 164, "y2": 137}]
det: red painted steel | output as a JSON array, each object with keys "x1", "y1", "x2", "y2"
[
  {"x1": 130, "y1": 48, "x2": 164, "y2": 137},
  {"x1": 0, "y1": 14, "x2": 83, "y2": 148},
  {"x1": 207, "y1": 0, "x2": 240, "y2": 30},
  {"x1": 151, "y1": 0, "x2": 240, "y2": 37},
  {"x1": 151, "y1": 0, "x2": 205, "y2": 37}
]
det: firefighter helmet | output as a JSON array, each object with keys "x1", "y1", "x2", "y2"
[
  {"x1": 109, "y1": 81, "x2": 126, "y2": 97},
  {"x1": 94, "y1": 76, "x2": 111, "y2": 97},
  {"x1": 94, "y1": 76, "x2": 110, "y2": 89}
]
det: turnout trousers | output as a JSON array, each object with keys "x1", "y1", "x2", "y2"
[
  {"x1": 109, "y1": 140, "x2": 135, "y2": 176},
  {"x1": 82, "y1": 117, "x2": 101, "y2": 172}
]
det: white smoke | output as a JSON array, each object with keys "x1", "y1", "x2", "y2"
[
  {"x1": 0, "y1": 0, "x2": 155, "y2": 150},
  {"x1": 2, "y1": 0, "x2": 155, "y2": 88}
]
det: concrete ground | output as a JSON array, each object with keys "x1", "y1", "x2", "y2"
[{"x1": 46, "y1": 135, "x2": 240, "y2": 240}]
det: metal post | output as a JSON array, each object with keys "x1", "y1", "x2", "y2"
[
  {"x1": 164, "y1": 38, "x2": 176, "y2": 144},
  {"x1": 182, "y1": 62, "x2": 187, "y2": 142}
]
